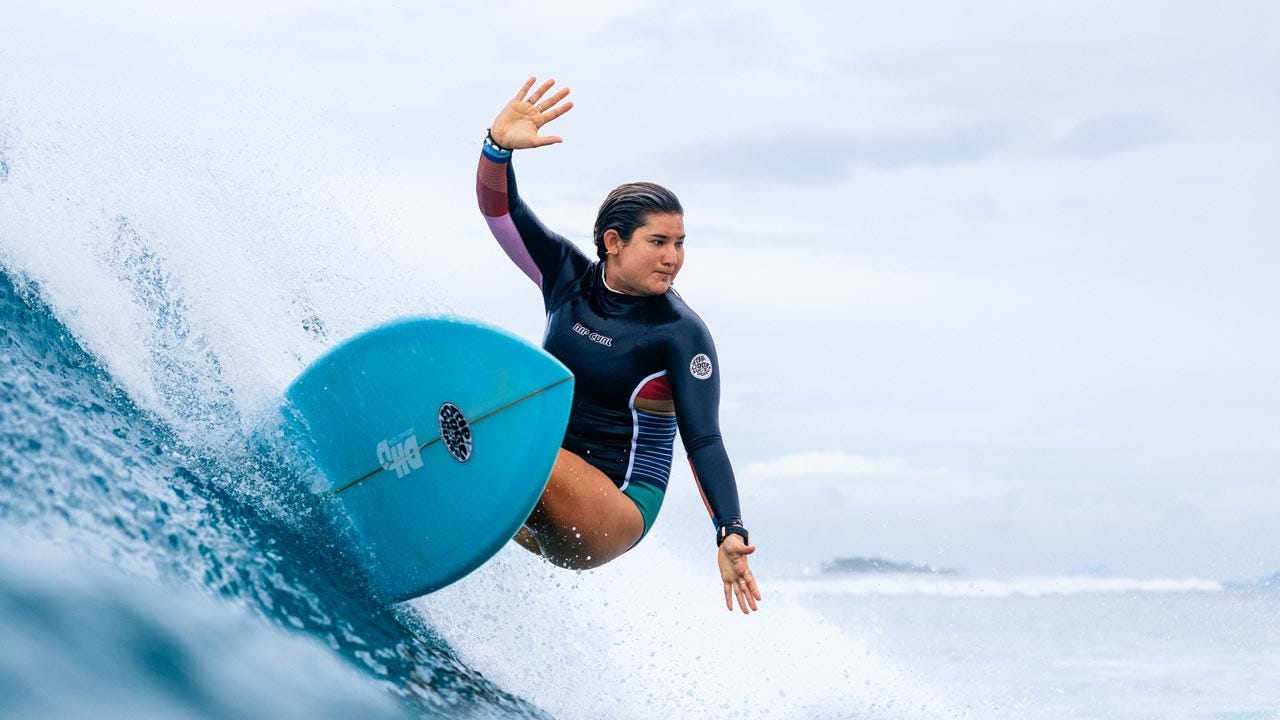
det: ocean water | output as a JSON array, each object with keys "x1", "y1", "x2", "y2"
[
  {"x1": 3, "y1": 66, "x2": 1278, "y2": 720},
  {"x1": 780, "y1": 576, "x2": 1280, "y2": 719}
]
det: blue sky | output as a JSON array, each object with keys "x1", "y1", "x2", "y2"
[{"x1": 2, "y1": 1, "x2": 1277, "y2": 578}]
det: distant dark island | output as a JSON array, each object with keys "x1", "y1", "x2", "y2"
[{"x1": 822, "y1": 557, "x2": 957, "y2": 575}]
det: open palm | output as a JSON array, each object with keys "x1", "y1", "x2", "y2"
[{"x1": 489, "y1": 77, "x2": 574, "y2": 150}]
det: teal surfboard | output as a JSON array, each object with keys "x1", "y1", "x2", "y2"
[{"x1": 282, "y1": 316, "x2": 573, "y2": 602}]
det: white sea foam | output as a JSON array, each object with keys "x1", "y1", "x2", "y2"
[
  {"x1": 0, "y1": 77, "x2": 533, "y2": 457},
  {"x1": 772, "y1": 574, "x2": 1224, "y2": 599},
  {"x1": 415, "y1": 534, "x2": 996, "y2": 720}
]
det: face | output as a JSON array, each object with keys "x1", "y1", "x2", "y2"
[{"x1": 603, "y1": 213, "x2": 686, "y2": 296}]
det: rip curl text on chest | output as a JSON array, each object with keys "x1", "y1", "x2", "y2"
[{"x1": 572, "y1": 322, "x2": 614, "y2": 347}]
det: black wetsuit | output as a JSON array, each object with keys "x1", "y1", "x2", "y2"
[{"x1": 477, "y1": 138, "x2": 743, "y2": 535}]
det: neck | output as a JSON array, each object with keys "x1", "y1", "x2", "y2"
[{"x1": 602, "y1": 261, "x2": 638, "y2": 296}]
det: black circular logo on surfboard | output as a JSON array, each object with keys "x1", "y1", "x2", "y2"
[{"x1": 438, "y1": 402, "x2": 473, "y2": 464}]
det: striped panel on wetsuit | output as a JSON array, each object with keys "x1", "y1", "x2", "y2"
[{"x1": 624, "y1": 371, "x2": 677, "y2": 492}]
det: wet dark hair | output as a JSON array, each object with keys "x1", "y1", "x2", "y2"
[{"x1": 592, "y1": 182, "x2": 683, "y2": 261}]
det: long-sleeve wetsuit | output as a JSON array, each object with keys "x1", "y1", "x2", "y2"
[{"x1": 476, "y1": 138, "x2": 743, "y2": 537}]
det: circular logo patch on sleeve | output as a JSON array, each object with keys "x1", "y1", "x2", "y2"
[{"x1": 689, "y1": 353, "x2": 714, "y2": 380}]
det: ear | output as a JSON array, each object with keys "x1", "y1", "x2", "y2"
[{"x1": 602, "y1": 228, "x2": 624, "y2": 256}]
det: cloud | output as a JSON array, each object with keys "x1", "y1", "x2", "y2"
[
  {"x1": 664, "y1": 112, "x2": 1172, "y2": 189},
  {"x1": 1055, "y1": 112, "x2": 1173, "y2": 157},
  {"x1": 745, "y1": 451, "x2": 917, "y2": 480},
  {"x1": 740, "y1": 450, "x2": 1013, "y2": 505},
  {"x1": 664, "y1": 125, "x2": 1012, "y2": 186}
]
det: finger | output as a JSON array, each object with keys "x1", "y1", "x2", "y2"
[
  {"x1": 723, "y1": 580, "x2": 733, "y2": 611},
  {"x1": 540, "y1": 100, "x2": 574, "y2": 124},
  {"x1": 537, "y1": 87, "x2": 571, "y2": 112},
  {"x1": 747, "y1": 576, "x2": 763, "y2": 602},
  {"x1": 531, "y1": 135, "x2": 563, "y2": 147},
  {"x1": 744, "y1": 580, "x2": 760, "y2": 611},
  {"x1": 513, "y1": 77, "x2": 536, "y2": 102},
  {"x1": 735, "y1": 580, "x2": 751, "y2": 614},
  {"x1": 526, "y1": 78, "x2": 556, "y2": 106},
  {"x1": 740, "y1": 544, "x2": 757, "y2": 556}
]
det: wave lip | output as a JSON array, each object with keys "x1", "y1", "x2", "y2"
[{"x1": 777, "y1": 574, "x2": 1226, "y2": 598}]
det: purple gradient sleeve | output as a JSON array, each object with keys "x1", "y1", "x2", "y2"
[{"x1": 476, "y1": 138, "x2": 587, "y2": 305}]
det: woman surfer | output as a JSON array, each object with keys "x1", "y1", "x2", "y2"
[{"x1": 477, "y1": 77, "x2": 761, "y2": 614}]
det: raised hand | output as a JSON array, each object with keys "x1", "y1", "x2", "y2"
[{"x1": 489, "y1": 77, "x2": 574, "y2": 151}]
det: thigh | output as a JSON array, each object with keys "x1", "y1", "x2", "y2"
[{"x1": 524, "y1": 449, "x2": 644, "y2": 569}]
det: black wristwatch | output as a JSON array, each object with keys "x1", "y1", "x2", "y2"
[{"x1": 717, "y1": 523, "x2": 749, "y2": 548}]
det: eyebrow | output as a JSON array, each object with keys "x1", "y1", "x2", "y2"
[{"x1": 645, "y1": 233, "x2": 687, "y2": 240}]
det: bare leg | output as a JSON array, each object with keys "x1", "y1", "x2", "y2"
[{"x1": 514, "y1": 449, "x2": 644, "y2": 569}]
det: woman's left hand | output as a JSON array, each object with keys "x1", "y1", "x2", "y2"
[
  {"x1": 489, "y1": 77, "x2": 573, "y2": 150},
  {"x1": 718, "y1": 535, "x2": 762, "y2": 614}
]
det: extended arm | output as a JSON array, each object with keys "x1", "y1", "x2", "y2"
[
  {"x1": 477, "y1": 78, "x2": 587, "y2": 304},
  {"x1": 667, "y1": 320, "x2": 762, "y2": 613}
]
